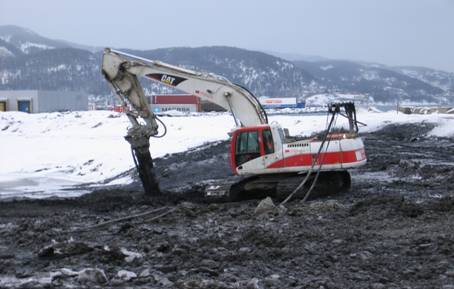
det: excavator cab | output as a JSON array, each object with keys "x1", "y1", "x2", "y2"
[{"x1": 231, "y1": 126, "x2": 275, "y2": 171}]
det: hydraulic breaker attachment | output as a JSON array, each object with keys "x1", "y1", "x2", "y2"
[{"x1": 125, "y1": 126, "x2": 161, "y2": 196}]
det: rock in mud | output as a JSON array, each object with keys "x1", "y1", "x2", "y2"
[
  {"x1": 264, "y1": 274, "x2": 281, "y2": 287},
  {"x1": 139, "y1": 268, "x2": 152, "y2": 278},
  {"x1": 151, "y1": 273, "x2": 174, "y2": 287},
  {"x1": 77, "y1": 268, "x2": 108, "y2": 284},
  {"x1": 245, "y1": 277, "x2": 262, "y2": 289},
  {"x1": 116, "y1": 269, "x2": 137, "y2": 281},
  {"x1": 254, "y1": 197, "x2": 276, "y2": 215},
  {"x1": 59, "y1": 268, "x2": 79, "y2": 277},
  {"x1": 120, "y1": 247, "x2": 143, "y2": 263},
  {"x1": 38, "y1": 240, "x2": 93, "y2": 258},
  {"x1": 370, "y1": 283, "x2": 386, "y2": 289}
]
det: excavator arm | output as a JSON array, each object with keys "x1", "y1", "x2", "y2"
[
  {"x1": 101, "y1": 48, "x2": 268, "y2": 195},
  {"x1": 102, "y1": 48, "x2": 267, "y2": 127}
]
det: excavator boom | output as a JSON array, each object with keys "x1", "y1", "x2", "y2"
[{"x1": 102, "y1": 48, "x2": 267, "y2": 127}]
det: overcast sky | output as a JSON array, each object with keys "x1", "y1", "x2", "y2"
[{"x1": 1, "y1": 0, "x2": 453, "y2": 72}]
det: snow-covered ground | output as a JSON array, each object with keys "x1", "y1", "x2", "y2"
[{"x1": 1, "y1": 109, "x2": 454, "y2": 199}]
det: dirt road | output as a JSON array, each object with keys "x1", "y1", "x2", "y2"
[{"x1": 0, "y1": 123, "x2": 453, "y2": 288}]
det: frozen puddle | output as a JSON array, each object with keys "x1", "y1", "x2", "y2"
[
  {"x1": 0, "y1": 172, "x2": 134, "y2": 199},
  {"x1": 0, "y1": 175, "x2": 89, "y2": 199},
  {"x1": 351, "y1": 171, "x2": 397, "y2": 183}
]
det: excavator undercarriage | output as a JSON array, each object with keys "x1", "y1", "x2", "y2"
[{"x1": 226, "y1": 171, "x2": 351, "y2": 201}]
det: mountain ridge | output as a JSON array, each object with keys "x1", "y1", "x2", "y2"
[{"x1": 1, "y1": 25, "x2": 453, "y2": 105}]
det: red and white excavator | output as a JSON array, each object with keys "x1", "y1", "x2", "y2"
[{"x1": 102, "y1": 48, "x2": 367, "y2": 200}]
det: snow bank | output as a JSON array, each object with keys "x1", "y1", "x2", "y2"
[
  {"x1": 0, "y1": 111, "x2": 232, "y2": 198},
  {"x1": 1, "y1": 110, "x2": 453, "y2": 198}
]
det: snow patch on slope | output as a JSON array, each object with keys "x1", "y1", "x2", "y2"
[
  {"x1": 0, "y1": 35, "x2": 11, "y2": 42},
  {"x1": 0, "y1": 47, "x2": 13, "y2": 57},
  {"x1": 48, "y1": 64, "x2": 68, "y2": 72},
  {"x1": 20, "y1": 42, "x2": 54, "y2": 53},
  {"x1": 0, "y1": 70, "x2": 21, "y2": 85},
  {"x1": 320, "y1": 65, "x2": 333, "y2": 71}
]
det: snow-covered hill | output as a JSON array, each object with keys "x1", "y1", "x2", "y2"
[
  {"x1": 126, "y1": 47, "x2": 323, "y2": 97},
  {"x1": 0, "y1": 25, "x2": 97, "y2": 56},
  {"x1": 1, "y1": 25, "x2": 454, "y2": 105},
  {"x1": 0, "y1": 47, "x2": 324, "y2": 101},
  {"x1": 295, "y1": 60, "x2": 451, "y2": 104},
  {"x1": 393, "y1": 66, "x2": 454, "y2": 92}
]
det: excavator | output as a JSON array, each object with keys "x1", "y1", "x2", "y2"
[{"x1": 101, "y1": 48, "x2": 367, "y2": 200}]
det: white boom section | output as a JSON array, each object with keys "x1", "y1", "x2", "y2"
[{"x1": 102, "y1": 48, "x2": 267, "y2": 127}]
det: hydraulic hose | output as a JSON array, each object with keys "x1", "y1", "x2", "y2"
[
  {"x1": 300, "y1": 114, "x2": 338, "y2": 203},
  {"x1": 279, "y1": 109, "x2": 338, "y2": 206},
  {"x1": 151, "y1": 115, "x2": 168, "y2": 138}
]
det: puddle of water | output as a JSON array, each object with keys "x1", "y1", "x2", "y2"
[{"x1": 0, "y1": 176, "x2": 88, "y2": 199}]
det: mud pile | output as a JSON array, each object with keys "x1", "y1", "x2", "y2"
[
  {"x1": 0, "y1": 123, "x2": 454, "y2": 288},
  {"x1": 355, "y1": 122, "x2": 454, "y2": 200}
]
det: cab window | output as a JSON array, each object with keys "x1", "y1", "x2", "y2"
[
  {"x1": 235, "y1": 131, "x2": 260, "y2": 166},
  {"x1": 236, "y1": 131, "x2": 259, "y2": 153},
  {"x1": 263, "y1": 129, "x2": 274, "y2": 154}
]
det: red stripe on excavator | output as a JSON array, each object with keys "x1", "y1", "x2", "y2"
[{"x1": 267, "y1": 150, "x2": 362, "y2": 168}]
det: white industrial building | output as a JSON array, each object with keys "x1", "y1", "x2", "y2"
[{"x1": 0, "y1": 90, "x2": 88, "y2": 113}]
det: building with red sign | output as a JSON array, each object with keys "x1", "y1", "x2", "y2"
[{"x1": 149, "y1": 94, "x2": 201, "y2": 112}]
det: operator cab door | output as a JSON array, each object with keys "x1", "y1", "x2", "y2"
[
  {"x1": 235, "y1": 130, "x2": 260, "y2": 167},
  {"x1": 233, "y1": 127, "x2": 275, "y2": 169}
]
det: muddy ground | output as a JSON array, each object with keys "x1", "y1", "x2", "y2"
[{"x1": 1, "y1": 122, "x2": 454, "y2": 288}]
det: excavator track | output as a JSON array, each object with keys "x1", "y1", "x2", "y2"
[{"x1": 227, "y1": 171, "x2": 351, "y2": 202}]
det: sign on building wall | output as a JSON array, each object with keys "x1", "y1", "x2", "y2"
[{"x1": 259, "y1": 97, "x2": 297, "y2": 109}]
